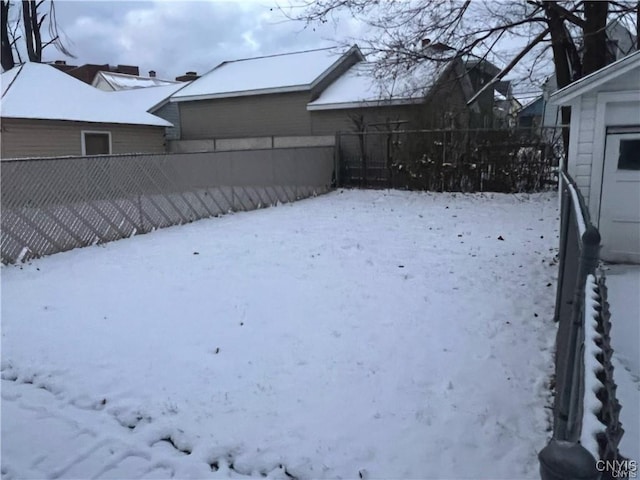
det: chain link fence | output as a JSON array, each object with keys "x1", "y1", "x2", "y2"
[
  {"x1": 539, "y1": 171, "x2": 626, "y2": 480},
  {"x1": 1, "y1": 147, "x2": 333, "y2": 264},
  {"x1": 336, "y1": 127, "x2": 563, "y2": 192}
]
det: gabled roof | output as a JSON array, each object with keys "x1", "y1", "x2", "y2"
[
  {"x1": 307, "y1": 57, "x2": 463, "y2": 111},
  {"x1": 307, "y1": 62, "x2": 430, "y2": 110},
  {"x1": 551, "y1": 50, "x2": 640, "y2": 105},
  {"x1": 93, "y1": 70, "x2": 180, "y2": 91},
  {"x1": 171, "y1": 45, "x2": 364, "y2": 102},
  {"x1": 1, "y1": 63, "x2": 172, "y2": 127},
  {"x1": 109, "y1": 82, "x2": 190, "y2": 113}
]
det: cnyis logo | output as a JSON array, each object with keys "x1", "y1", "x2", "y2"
[{"x1": 596, "y1": 459, "x2": 638, "y2": 478}]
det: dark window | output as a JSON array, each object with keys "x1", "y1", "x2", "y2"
[
  {"x1": 618, "y1": 139, "x2": 640, "y2": 170},
  {"x1": 83, "y1": 132, "x2": 110, "y2": 155}
]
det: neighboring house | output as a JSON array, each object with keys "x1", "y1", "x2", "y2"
[
  {"x1": 109, "y1": 82, "x2": 190, "y2": 140},
  {"x1": 170, "y1": 46, "x2": 365, "y2": 143},
  {"x1": 168, "y1": 45, "x2": 506, "y2": 152},
  {"x1": 49, "y1": 60, "x2": 140, "y2": 84},
  {"x1": 1, "y1": 63, "x2": 172, "y2": 159},
  {"x1": 551, "y1": 50, "x2": 640, "y2": 263},
  {"x1": 517, "y1": 96, "x2": 545, "y2": 129},
  {"x1": 92, "y1": 70, "x2": 180, "y2": 91}
]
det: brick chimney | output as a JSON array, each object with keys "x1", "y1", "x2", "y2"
[
  {"x1": 176, "y1": 71, "x2": 199, "y2": 82},
  {"x1": 149, "y1": 70, "x2": 156, "y2": 78}
]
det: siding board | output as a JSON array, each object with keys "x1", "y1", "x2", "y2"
[
  {"x1": 1, "y1": 118, "x2": 166, "y2": 159},
  {"x1": 179, "y1": 92, "x2": 313, "y2": 139}
]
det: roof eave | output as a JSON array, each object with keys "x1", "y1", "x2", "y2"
[
  {"x1": 0, "y1": 114, "x2": 172, "y2": 128},
  {"x1": 309, "y1": 45, "x2": 365, "y2": 91},
  {"x1": 170, "y1": 84, "x2": 310, "y2": 103},
  {"x1": 307, "y1": 97, "x2": 423, "y2": 111}
]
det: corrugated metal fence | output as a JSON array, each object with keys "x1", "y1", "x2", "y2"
[{"x1": 1, "y1": 147, "x2": 334, "y2": 264}]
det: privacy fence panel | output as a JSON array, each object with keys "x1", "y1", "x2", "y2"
[
  {"x1": 337, "y1": 127, "x2": 563, "y2": 192},
  {"x1": 1, "y1": 147, "x2": 333, "y2": 264}
]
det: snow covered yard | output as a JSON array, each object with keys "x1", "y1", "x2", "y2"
[
  {"x1": 603, "y1": 264, "x2": 640, "y2": 461},
  {"x1": 1, "y1": 190, "x2": 559, "y2": 479}
]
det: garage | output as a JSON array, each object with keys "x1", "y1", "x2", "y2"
[{"x1": 552, "y1": 51, "x2": 640, "y2": 263}]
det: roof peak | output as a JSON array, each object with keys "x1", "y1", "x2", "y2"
[{"x1": 222, "y1": 46, "x2": 342, "y2": 65}]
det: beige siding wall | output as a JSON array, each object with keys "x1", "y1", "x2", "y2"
[
  {"x1": 1, "y1": 118, "x2": 166, "y2": 159},
  {"x1": 179, "y1": 92, "x2": 313, "y2": 139}
]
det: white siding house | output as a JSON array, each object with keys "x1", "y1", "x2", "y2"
[{"x1": 551, "y1": 51, "x2": 640, "y2": 263}]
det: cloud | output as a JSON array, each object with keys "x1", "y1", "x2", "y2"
[{"x1": 40, "y1": 0, "x2": 361, "y2": 81}]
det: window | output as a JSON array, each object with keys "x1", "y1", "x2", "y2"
[
  {"x1": 618, "y1": 139, "x2": 640, "y2": 170},
  {"x1": 82, "y1": 131, "x2": 111, "y2": 155}
]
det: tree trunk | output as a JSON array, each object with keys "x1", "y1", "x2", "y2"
[
  {"x1": 1, "y1": 0, "x2": 15, "y2": 70},
  {"x1": 544, "y1": 2, "x2": 580, "y2": 153},
  {"x1": 21, "y1": 0, "x2": 41, "y2": 62},
  {"x1": 583, "y1": 1, "x2": 609, "y2": 74}
]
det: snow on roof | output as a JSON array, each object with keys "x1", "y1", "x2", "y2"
[
  {"x1": 171, "y1": 46, "x2": 363, "y2": 102},
  {"x1": 95, "y1": 71, "x2": 180, "y2": 91},
  {"x1": 109, "y1": 82, "x2": 190, "y2": 113},
  {"x1": 1, "y1": 63, "x2": 172, "y2": 127},
  {"x1": 307, "y1": 60, "x2": 447, "y2": 110}
]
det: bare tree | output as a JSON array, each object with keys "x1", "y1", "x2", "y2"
[
  {"x1": 1, "y1": 0, "x2": 73, "y2": 70},
  {"x1": 287, "y1": 1, "x2": 638, "y2": 93},
  {"x1": 1, "y1": 0, "x2": 14, "y2": 70}
]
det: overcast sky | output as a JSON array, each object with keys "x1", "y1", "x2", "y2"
[
  {"x1": 27, "y1": 0, "x2": 361, "y2": 81},
  {"x1": 4, "y1": 0, "x2": 554, "y2": 101}
]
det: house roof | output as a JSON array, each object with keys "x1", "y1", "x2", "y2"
[
  {"x1": 306, "y1": 62, "x2": 431, "y2": 110},
  {"x1": 517, "y1": 96, "x2": 544, "y2": 117},
  {"x1": 171, "y1": 45, "x2": 364, "y2": 102},
  {"x1": 109, "y1": 82, "x2": 190, "y2": 113},
  {"x1": 93, "y1": 71, "x2": 180, "y2": 91},
  {"x1": 307, "y1": 57, "x2": 462, "y2": 111},
  {"x1": 1, "y1": 63, "x2": 172, "y2": 127},
  {"x1": 550, "y1": 50, "x2": 640, "y2": 105}
]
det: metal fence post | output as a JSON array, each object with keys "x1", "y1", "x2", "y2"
[{"x1": 539, "y1": 440, "x2": 599, "y2": 480}]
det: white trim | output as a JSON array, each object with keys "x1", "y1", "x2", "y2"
[
  {"x1": 589, "y1": 90, "x2": 640, "y2": 226},
  {"x1": 567, "y1": 97, "x2": 581, "y2": 178},
  {"x1": 550, "y1": 51, "x2": 640, "y2": 105},
  {"x1": 309, "y1": 45, "x2": 364, "y2": 91},
  {"x1": 81, "y1": 130, "x2": 112, "y2": 156},
  {"x1": 307, "y1": 97, "x2": 423, "y2": 111},
  {"x1": 170, "y1": 84, "x2": 310, "y2": 103}
]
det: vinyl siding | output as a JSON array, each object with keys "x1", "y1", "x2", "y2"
[
  {"x1": 570, "y1": 94, "x2": 597, "y2": 204},
  {"x1": 179, "y1": 92, "x2": 313, "y2": 139},
  {"x1": 1, "y1": 118, "x2": 166, "y2": 159},
  {"x1": 154, "y1": 102, "x2": 181, "y2": 140}
]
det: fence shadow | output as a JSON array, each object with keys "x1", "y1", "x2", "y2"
[{"x1": 1, "y1": 148, "x2": 334, "y2": 264}]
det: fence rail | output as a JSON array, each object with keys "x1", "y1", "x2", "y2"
[
  {"x1": 539, "y1": 172, "x2": 626, "y2": 480},
  {"x1": 1, "y1": 147, "x2": 334, "y2": 264},
  {"x1": 336, "y1": 127, "x2": 563, "y2": 193}
]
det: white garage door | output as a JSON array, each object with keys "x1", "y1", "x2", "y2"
[{"x1": 600, "y1": 130, "x2": 640, "y2": 263}]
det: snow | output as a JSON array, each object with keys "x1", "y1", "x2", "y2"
[
  {"x1": 110, "y1": 83, "x2": 190, "y2": 113},
  {"x1": 0, "y1": 63, "x2": 172, "y2": 127},
  {"x1": 562, "y1": 172, "x2": 587, "y2": 237},
  {"x1": 602, "y1": 264, "x2": 640, "y2": 461},
  {"x1": 307, "y1": 61, "x2": 444, "y2": 110},
  {"x1": 98, "y1": 71, "x2": 180, "y2": 90},
  {"x1": 1, "y1": 190, "x2": 559, "y2": 479},
  {"x1": 171, "y1": 47, "x2": 360, "y2": 101},
  {"x1": 580, "y1": 274, "x2": 606, "y2": 459}
]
